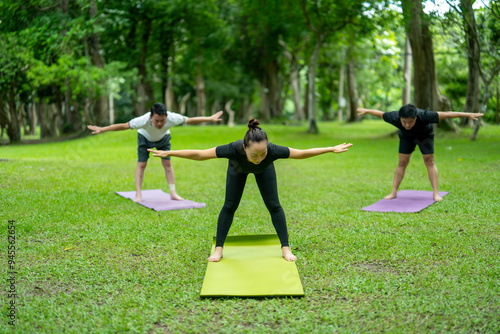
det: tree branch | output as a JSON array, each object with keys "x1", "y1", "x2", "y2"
[
  {"x1": 39, "y1": 5, "x2": 59, "y2": 12},
  {"x1": 300, "y1": 0, "x2": 317, "y2": 33},
  {"x1": 482, "y1": 0, "x2": 500, "y2": 20}
]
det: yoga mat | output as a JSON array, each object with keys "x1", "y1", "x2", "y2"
[
  {"x1": 362, "y1": 190, "x2": 449, "y2": 213},
  {"x1": 200, "y1": 234, "x2": 304, "y2": 297},
  {"x1": 116, "y1": 189, "x2": 206, "y2": 211}
]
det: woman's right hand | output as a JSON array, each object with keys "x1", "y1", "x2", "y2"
[{"x1": 357, "y1": 108, "x2": 368, "y2": 116}]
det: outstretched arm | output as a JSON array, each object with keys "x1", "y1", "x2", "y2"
[
  {"x1": 288, "y1": 143, "x2": 353, "y2": 159},
  {"x1": 87, "y1": 123, "x2": 130, "y2": 134},
  {"x1": 437, "y1": 111, "x2": 484, "y2": 121},
  {"x1": 357, "y1": 108, "x2": 385, "y2": 119},
  {"x1": 186, "y1": 111, "x2": 224, "y2": 125},
  {"x1": 148, "y1": 147, "x2": 218, "y2": 161}
]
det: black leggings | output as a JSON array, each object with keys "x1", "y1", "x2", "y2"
[{"x1": 216, "y1": 162, "x2": 289, "y2": 248}]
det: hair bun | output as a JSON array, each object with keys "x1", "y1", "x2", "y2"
[{"x1": 247, "y1": 118, "x2": 260, "y2": 130}]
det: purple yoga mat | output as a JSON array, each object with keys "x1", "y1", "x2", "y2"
[
  {"x1": 362, "y1": 190, "x2": 449, "y2": 213},
  {"x1": 116, "y1": 189, "x2": 206, "y2": 211}
]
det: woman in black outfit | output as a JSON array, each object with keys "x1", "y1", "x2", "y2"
[{"x1": 149, "y1": 119, "x2": 352, "y2": 262}]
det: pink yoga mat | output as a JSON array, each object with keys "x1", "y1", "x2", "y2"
[
  {"x1": 362, "y1": 190, "x2": 449, "y2": 213},
  {"x1": 116, "y1": 189, "x2": 206, "y2": 211}
]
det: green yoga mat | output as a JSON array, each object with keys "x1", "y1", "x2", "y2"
[{"x1": 200, "y1": 234, "x2": 305, "y2": 297}]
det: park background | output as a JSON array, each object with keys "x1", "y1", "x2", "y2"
[
  {"x1": 1, "y1": 0, "x2": 500, "y2": 333},
  {"x1": 0, "y1": 0, "x2": 499, "y2": 142}
]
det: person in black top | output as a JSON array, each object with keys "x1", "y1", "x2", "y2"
[
  {"x1": 358, "y1": 104, "x2": 483, "y2": 201},
  {"x1": 149, "y1": 119, "x2": 352, "y2": 262}
]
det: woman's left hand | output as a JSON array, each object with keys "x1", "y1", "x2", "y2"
[
  {"x1": 332, "y1": 143, "x2": 353, "y2": 153},
  {"x1": 467, "y1": 113, "x2": 484, "y2": 121}
]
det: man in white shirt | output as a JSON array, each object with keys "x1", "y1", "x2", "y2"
[{"x1": 88, "y1": 102, "x2": 223, "y2": 202}]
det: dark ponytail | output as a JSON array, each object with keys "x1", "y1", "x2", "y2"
[{"x1": 243, "y1": 119, "x2": 268, "y2": 147}]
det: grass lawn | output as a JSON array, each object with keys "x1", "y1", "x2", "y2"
[{"x1": 1, "y1": 120, "x2": 499, "y2": 333}]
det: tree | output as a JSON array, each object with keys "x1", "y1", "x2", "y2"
[
  {"x1": 401, "y1": 0, "x2": 456, "y2": 131},
  {"x1": 347, "y1": 52, "x2": 360, "y2": 122},
  {"x1": 279, "y1": 36, "x2": 306, "y2": 122},
  {"x1": 233, "y1": 0, "x2": 289, "y2": 121},
  {"x1": 451, "y1": 1, "x2": 500, "y2": 139},
  {"x1": 300, "y1": 0, "x2": 373, "y2": 133},
  {"x1": 403, "y1": 34, "x2": 412, "y2": 105},
  {"x1": 0, "y1": 35, "x2": 32, "y2": 143},
  {"x1": 88, "y1": 0, "x2": 109, "y2": 125}
]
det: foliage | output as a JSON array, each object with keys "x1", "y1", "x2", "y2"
[{"x1": 0, "y1": 0, "x2": 498, "y2": 142}]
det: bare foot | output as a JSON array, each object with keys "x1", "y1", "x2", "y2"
[
  {"x1": 433, "y1": 193, "x2": 443, "y2": 202},
  {"x1": 384, "y1": 192, "x2": 397, "y2": 200},
  {"x1": 170, "y1": 192, "x2": 184, "y2": 201},
  {"x1": 208, "y1": 247, "x2": 223, "y2": 262},
  {"x1": 282, "y1": 247, "x2": 297, "y2": 262},
  {"x1": 134, "y1": 193, "x2": 142, "y2": 202}
]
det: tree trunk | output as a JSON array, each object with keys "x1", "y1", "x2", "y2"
[
  {"x1": 225, "y1": 99, "x2": 235, "y2": 127},
  {"x1": 461, "y1": 0, "x2": 481, "y2": 127},
  {"x1": 134, "y1": 17, "x2": 154, "y2": 116},
  {"x1": 211, "y1": 100, "x2": 220, "y2": 116},
  {"x1": 496, "y1": 85, "x2": 499, "y2": 125},
  {"x1": 20, "y1": 103, "x2": 28, "y2": 136},
  {"x1": 83, "y1": 98, "x2": 96, "y2": 125},
  {"x1": 29, "y1": 95, "x2": 37, "y2": 135},
  {"x1": 64, "y1": 83, "x2": 76, "y2": 132},
  {"x1": 259, "y1": 60, "x2": 283, "y2": 121},
  {"x1": 244, "y1": 99, "x2": 254, "y2": 121},
  {"x1": 307, "y1": 37, "x2": 322, "y2": 134},
  {"x1": 471, "y1": 83, "x2": 491, "y2": 141},
  {"x1": 179, "y1": 92, "x2": 191, "y2": 115},
  {"x1": 195, "y1": 67, "x2": 206, "y2": 117},
  {"x1": 165, "y1": 78, "x2": 179, "y2": 113},
  {"x1": 280, "y1": 38, "x2": 304, "y2": 121},
  {"x1": 338, "y1": 65, "x2": 345, "y2": 122},
  {"x1": 7, "y1": 85, "x2": 21, "y2": 142},
  {"x1": 136, "y1": 83, "x2": 147, "y2": 116},
  {"x1": 55, "y1": 89, "x2": 64, "y2": 133},
  {"x1": 326, "y1": 75, "x2": 335, "y2": 121},
  {"x1": 260, "y1": 85, "x2": 271, "y2": 121},
  {"x1": 0, "y1": 95, "x2": 10, "y2": 140},
  {"x1": 403, "y1": 34, "x2": 412, "y2": 105},
  {"x1": 89, "y1": 0, "x2": 109, "y2": 125},
  {"x1": 290, "y1": 57, "x2": 303, "y2": 121},
  {"x1": 159, "y1": 36, "x2": 174, "y2": 108},
  {"x1": 402, "y1": 0, "x2": 456, "y2": 131},
  {"x1": 109, "y1": 89, "x2": 114, "y2": 124},
  {"x1": 38, "y1": 99, "x2": 50, "y2": 139},
  {"x1": 347, "y1": 60, "x2": 359, "y2": 122},
  {"x1": 49, "y1": 104, "x2": 58, "y2": 137}
]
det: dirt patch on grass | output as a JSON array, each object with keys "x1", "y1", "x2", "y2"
[{"x1": 355, "y1": 262, "x2": 400, "y2": 275}]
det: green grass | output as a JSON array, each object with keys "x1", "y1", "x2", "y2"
[{"x1": 1, "y1": 120, "x2": 499, "y2": 333}]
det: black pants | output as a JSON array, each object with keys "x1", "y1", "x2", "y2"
[{"x1": 216, "y1": 161, "x2": 289, "y2": 248}]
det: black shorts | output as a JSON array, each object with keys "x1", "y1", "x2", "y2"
[
  {"x1": 137, "y1": 133, "x2": 171, "y2": 162},
  {"x1": 399, "y1": 133, "x2": 434, "y2": 155}
]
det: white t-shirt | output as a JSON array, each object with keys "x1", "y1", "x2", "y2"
[{"x1": 128, "y1": 111, "x2": 188, "y2": 142}]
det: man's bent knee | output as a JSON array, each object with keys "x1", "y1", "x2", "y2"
[
  {"x1": 398, "y1": 159, "x2": 410, "y2": 168},
  {"x1": 397, "y1": 153, "x2": 411, "y2": 168},
  {"x1": 423, "y1": 155, "x2": 435, "y2": 167}
]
